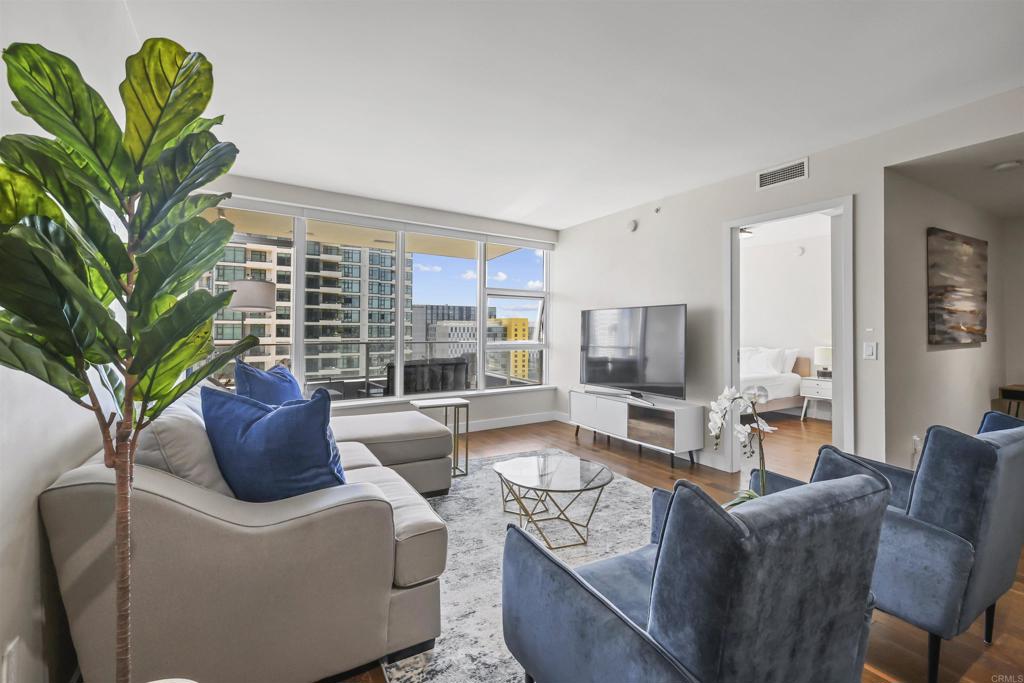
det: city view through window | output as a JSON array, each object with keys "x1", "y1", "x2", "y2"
[{"x1": 200, "y1": 208, "x2": 547, "y2": 399}]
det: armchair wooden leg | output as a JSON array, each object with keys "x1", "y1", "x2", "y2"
[
  {"x1": 524, "y1": 673, "x2": 535, "y2": 683},
  {"x1": 928, "y1": 633, "x2": 941, "y2": 683},
  {"x1": 985, "y1": 602, "x2": 996, "y2": 645}
]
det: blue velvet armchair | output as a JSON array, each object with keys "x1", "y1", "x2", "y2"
[
  {"x1": 501, "y1": 449, "x2": 892, "y2": 683},
  {"x1": 755, "y1": 411, "x2": 1024, "y2": 683}
]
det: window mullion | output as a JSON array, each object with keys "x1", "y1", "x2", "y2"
[
  {"x1": 477, "y1": 241, "x2": 487, "y2": 392},
  {"x1": 395, "y1": 232, "x2": 406, "y2": 398},
  {"x1": 292, "y1": 216, "x2": 307, "y2": 391}
]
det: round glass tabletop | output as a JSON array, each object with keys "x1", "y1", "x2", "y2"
[{"x1": 493, "y1": 454, "x2": 613, "y2": 493}]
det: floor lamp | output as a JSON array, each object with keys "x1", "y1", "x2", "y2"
[{"x1": 228, "y1": 279, "x2": 276, "y2": 364}]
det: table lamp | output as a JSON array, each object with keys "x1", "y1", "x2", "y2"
[
  {"x1": 228, "y1": 279, "x2": 275, "y2": 361},
  {"x1": 813, "y1": 346, "x2": 832, "y2": 379}
]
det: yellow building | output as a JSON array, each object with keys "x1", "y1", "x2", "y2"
[{"x1": 492, "y1": 317, "x2": 530, "y2": 379}]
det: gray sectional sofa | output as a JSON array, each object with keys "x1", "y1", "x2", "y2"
[{"x1": 39, "y1": 382, "x2": 452, "y2": 683}]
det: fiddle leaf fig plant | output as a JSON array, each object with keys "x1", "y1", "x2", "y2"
[{"x1": 0, "y1": 38, "x2": 257, "y2": 683}]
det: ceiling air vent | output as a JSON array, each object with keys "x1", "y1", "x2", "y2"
[{"x1": 756, "y1": 158, "x2": 808, "y2": 190}]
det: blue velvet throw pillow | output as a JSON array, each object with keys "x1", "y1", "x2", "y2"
[
  {"x1": 201, "y1": 387, "x2": 345, "y2": 502},
  {"x1": 234, "y1": 360, "x2": 304, "y2": 405}
]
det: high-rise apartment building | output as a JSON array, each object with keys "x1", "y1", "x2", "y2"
[{"x1": 202, "y1": 221, "x2": 410, "y2": 387}]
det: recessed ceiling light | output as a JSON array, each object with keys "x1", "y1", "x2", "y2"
[{"x1": 991, "y1": 160, "x2": 1022, "y2": 172}]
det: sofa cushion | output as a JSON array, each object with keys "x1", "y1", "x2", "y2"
[
  {"x1": 344, "y1": 465, "x2": 447, "y2": 587},
  {"x1": 203, "y1": 387, "x2": 345, "y2": 502},
  {"x1": 330, "y1": 411, "x2": 452, "y2": 466},
  {"x1": 337, "y1": 442, "x2": 383, "y2": 471},
  {"x1": 576, "y1": 543, "x2": 658, "y2": 627},
  {"x1": 235, "y1": 361, "x2": 303, "y2": 405},
  {"x1": 135, "y1": 403, "x2": 235, "y2": 497}
]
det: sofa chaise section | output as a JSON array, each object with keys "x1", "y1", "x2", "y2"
[{"x1": 331, "y1": 410, "x2": 454, "y2": 495}]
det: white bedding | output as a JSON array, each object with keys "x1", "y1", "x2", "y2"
[{"x1": 739, "y1": 372, "x2": 802, "y2": 401}]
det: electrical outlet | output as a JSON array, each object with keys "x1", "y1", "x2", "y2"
[{"x1": 1, "y1": 637, "x2": 19, "y2": 683}]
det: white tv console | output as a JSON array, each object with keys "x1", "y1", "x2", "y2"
[{"x1": 568, "y1": 389, "x2": 705, "y2": 467}]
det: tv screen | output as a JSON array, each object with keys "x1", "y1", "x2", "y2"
[{"x1": 580, "y1": 304, "x2": 687, "y2": 399}]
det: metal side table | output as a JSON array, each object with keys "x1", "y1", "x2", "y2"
[{"x1": 409, "y1": 397, "x2": 470, "y2": 477}]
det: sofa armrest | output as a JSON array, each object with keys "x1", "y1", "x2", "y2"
[
  {"x1": 871, "y1": 508, "x2": 975, "y2": 638},
  {"x1": 651, "y1": 487, "x2": 672, "y2": 544},
  {"x1": 41, "y1": 464, "x2": 398, "y2": 683},
  {"x1": 502, "y1": 526, "x2": 697, "y2": 683},
  {"x1": 978, "y1": 410, "x2": 1024, "y2": 434}
]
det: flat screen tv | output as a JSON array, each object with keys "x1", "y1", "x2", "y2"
[{"x1": 580, "y1": 304, "x2": 687, "y2": 399}]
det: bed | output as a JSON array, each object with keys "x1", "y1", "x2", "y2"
[{"x1": 739, "y1": 349, "x2": 811, "y2": 414}]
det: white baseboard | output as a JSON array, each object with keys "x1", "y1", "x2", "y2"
[{"x1": 468, "y1": 411, "x2": 567, "y2": 432}]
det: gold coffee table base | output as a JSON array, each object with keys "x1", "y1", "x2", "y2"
[{"x1": 498, "y1": 476, "x2": 607, "y2": 550}]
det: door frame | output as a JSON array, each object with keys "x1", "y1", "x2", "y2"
[{"x1": 720, "y1": 195, "x2": 855, "y2": 472}]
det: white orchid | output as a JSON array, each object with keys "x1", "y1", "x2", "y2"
[{"x1": 707, "y1": 385, "x2": 776, "y2": 509}]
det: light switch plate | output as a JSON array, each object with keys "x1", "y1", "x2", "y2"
[{"x1": 863, "y1": 342, "x2": 878, "y2": 360}]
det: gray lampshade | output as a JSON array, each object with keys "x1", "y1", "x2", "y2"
[{"x1": 228, "y1": 279, "x2": 275, "y2": 312}]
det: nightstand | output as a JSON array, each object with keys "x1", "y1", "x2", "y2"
[{"x1": 800, "y1": 377, "x2": 833, "y2": 421}]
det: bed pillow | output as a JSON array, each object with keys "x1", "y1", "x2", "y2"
[
  {"x1": 783, "y1": 348, "x2": 799, "y2": 374},
  {"x1": 744, "y1": 347, "x2": 785, "y2": 375},
  {"x1": 202, "y1": 387, "x2": 345, "y2": 502},
  {"x1": 235, "y1": 361, "x2": 303, "y2": 405}
]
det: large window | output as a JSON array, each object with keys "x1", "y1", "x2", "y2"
[
  {"x1": 405, "y1": 233, "x2": 479, "y2": 395},
  {"x1": 483, "y1": 244, "x2": 547, "y2": 388},
  {"x1": 200, "y1": 207, "x2": 295, "y2": 386},
  {"x1": 302, "y1": 221, "x2": 398, "y2": 399},
  {"x1": 196, "y1": 206, "x2": 550, "y2": 399}
]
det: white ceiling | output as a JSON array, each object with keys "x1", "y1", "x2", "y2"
[
  {"x1": 2, "y1": 1, "x2": 1022, "y2": 229},
  {"x1": 891, "y1": 133, "x2": 1024, "y2": 219}
]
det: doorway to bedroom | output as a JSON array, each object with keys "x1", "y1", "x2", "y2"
[
  {"x1": 739, "y1": 213, "x2": 832, "y2": 473},
  {"x1": 725, "y1": 197, "x2": 854, "y2": 480}
]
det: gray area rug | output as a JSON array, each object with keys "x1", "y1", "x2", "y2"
[{"x1": 384, "y1": 448, "x2": 654, "y2": 683}]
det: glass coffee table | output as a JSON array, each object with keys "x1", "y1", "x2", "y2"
[{"x1": 493, "y1": 453, "x2": 613, "y2": 550}]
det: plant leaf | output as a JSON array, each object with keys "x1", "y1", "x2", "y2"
[
  {"x1": 0, "y1": 226, "x2": 90, "y2": 357},
  {"x1": 0, "y1": 134, "x2": 131, "y2": 275},
  {"x1": 129, "y1": 288, "x2": 232, "y2": 375},
  {"x1": 133, "y1": 131, "x2": 237, "y2": 244},
  {"x1": 6, "y1": 222, "x2": 127, "y2": 359},
  {"x1": 0, "y1": 164, "x2": 64, "y2": 225},
  {"x1": 92, "y1": 363, "x2": 125, "y2": 417},
  {"x1": 2, "y1": 43, "x2": 131, "y2": 206},
  {"x1": 120, "y1": 38, "x2": 213, "y2": 172},
  {"x1": 130, "y1": 216, "x2": 233, "y2": 323},
  {"x1": 722, "y1": 489, "x2": 760, "y2": 511},
  {"x1": 144, "y1": 335, "x2": 257, "y2": 419},
  {"x1": 164, "y1": 115, "x2": 223, "y2": 150},
  {"x1": 0, "y1": 328, "x2": 89, "y2": 400}
]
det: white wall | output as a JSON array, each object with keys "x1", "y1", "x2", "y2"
[
  {"x1": 1003, "y1": 221, "x2": 1024, "y2": 385},
  {"x1": 0, "y1": 372, "x2": 101, "y2": 683},
  {"x1": 740, "y1": 233, "x2": 831, "y2": 360},
  {"x1": 551, "y1": 88, "x2": 1024, "y2": 470},
  {"x1": 883, "y1": 170, "x2": 1008, "y2": 466}
]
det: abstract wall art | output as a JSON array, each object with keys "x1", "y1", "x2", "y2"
[{"x1": 927, "y1": 227, "x2": 988, "y2": 345}]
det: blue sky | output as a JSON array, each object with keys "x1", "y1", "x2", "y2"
[{"x1": 411, "y1": 247, "x2": 544, "y2": 320}]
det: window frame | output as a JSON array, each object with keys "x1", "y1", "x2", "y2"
[{"x1": 218, "y1": 202, "x2": 552, "y2": 402}]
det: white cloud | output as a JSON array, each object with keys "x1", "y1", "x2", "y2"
[
  {"x1": 415, "y1": 264, "x2": 442, "y2": 273},
  {"x1": 491, "y1": 271, "x2": 508, "y2": 282},
  {"x1": 534, "y1": 249, "x2": 544, "y2": 259},
  {"x1": 461, "y1": 270, "x2": 478, "y2": 280},
  {"x1": 526, "y1": 280, "x2": 544, "y2": 290}
]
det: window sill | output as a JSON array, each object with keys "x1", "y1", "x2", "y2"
[{"x1": 329, "y1": 384, "x2": 556, "y2": 410}]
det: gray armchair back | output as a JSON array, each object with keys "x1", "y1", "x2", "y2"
[
  {"x1": 651, "y1": 475, "x2": 890, "y2": 683},
  {"x1": 502, "y1": 461, "x2": 891, "y2": 683}
]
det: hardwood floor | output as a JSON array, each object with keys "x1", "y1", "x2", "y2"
[{"x1": 347, "y1": 418, "x2": 1024, "y2": 683}]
